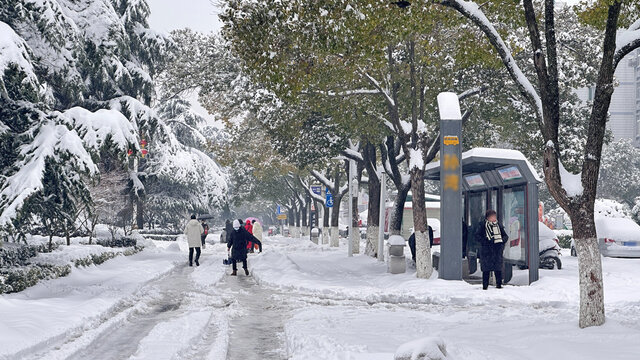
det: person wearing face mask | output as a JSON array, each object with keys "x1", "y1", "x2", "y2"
[
  {"x1": 475, "y1": 209, "x2": 509, "y2": 290},
  {"x1": 227, "y1": 219, "x2": 262, "y2": 276}
]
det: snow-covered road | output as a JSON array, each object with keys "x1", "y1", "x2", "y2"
[
  {"x1": 221, "y1": 275, "x2": 289, "y2": 359},
  {"x1": 3, "y1": 234, "x2": 640, "y2": 359}
]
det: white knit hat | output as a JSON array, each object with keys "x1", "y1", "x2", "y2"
[{"x1": 233, "y1": 219, "x2": 241, "y2": 229}]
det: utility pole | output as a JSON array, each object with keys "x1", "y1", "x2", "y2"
[
  {"x1": 348, "y1": 159, "x2": 355, "y2": 257},
  {"x1": 377, "y1": 171, "x2": 386, "y2": 261}
]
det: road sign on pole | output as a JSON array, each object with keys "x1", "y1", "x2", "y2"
[
  {"x1": 311, "y1": 184, "x2": 322, "y2": 196},
  {"x1": 325, "y1": 193, "x2": 334, "y2": 208}
]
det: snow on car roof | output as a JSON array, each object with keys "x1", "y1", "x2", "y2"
[{"x1": 596, "y1": 217, "x2": 640, "y2": 241}]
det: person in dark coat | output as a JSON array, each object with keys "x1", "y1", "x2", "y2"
[
  {"x1": 222, "y1": 219, "x2": 233, "y2": 244},
  {"x1": 227, "y1": 219, "x2": 262, "y2": 276},
  {"x1": 408, "y1": 226, "x2": 434, "y2": 262},
  {"x1": 475, "y1": 209, "x2": 508, "y2": 290}
]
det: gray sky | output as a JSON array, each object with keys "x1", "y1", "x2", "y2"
[
  {"x1": 147, "y1": 0, "x2": 222, "y2": 35},
  {"x1": 147, "y1": 0, "x2": 222, "y2": 124}
]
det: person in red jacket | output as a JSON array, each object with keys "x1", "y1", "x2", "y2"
[
  {"x1": 245, "y1": 219, "x2": 254, "y2": 253},
  {"x1": 245, "y1": 219, "x2": 253, "y2": 234}
]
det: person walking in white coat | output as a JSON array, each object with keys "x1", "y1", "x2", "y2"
[
  {"x1": 251, "y1": 220, "x2": 263, "y2": 244},
  {"x1": 184, "y1": 214, "x2": 204, "y2": 266}
]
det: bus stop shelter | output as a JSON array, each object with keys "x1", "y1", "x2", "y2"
[{"x1": 424, "y1": 148, "x2": 541, "y2": 284}]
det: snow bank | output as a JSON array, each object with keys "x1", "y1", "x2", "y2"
[
  {"x1": 285, "y1": 304, "x2": 640, "y2": 360},
  {"x1": 0, "y1": 248, "x2": 183, "y2": 358},
  {"x1": 395, "y1": 337, "x2": 453, "y2": 360}
]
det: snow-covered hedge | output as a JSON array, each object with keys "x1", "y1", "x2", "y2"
[
  {"x1": 73, "y1": 246, "x2": 142, "y2": 268},
  {"x1": 556, "y1": 233, "x2": 573, "y2": 249},
  {"x1": 137, "y1": 228, "x2": 180, "y2": 235},
  {"x1": 96, "y1": 237, "x2": 137, "y2": 248},
  {"x1": 0, "y1": 264, "x2": 71, "y2": 294},
  {"x1": 0, "y1": 239, "x2": 143, "y2": 294},
  {"x1": 0, "y1": 242, "x2": 62, "y2": 268}
]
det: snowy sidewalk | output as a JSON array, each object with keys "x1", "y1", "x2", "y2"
[
  {"x1": 0, "y1": 239, "x2": 228, "y2": 360},
  {"x1": 250, "y1": 236, "x2": 640, "y2": 360}
]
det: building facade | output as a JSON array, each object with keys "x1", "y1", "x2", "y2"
[{"x1": 576, "y1": 50, "x2": 640, "y2": 147}]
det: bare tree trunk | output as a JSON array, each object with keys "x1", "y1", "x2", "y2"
[
  {"x1": 411, "y1": 168, "x2": 432, "y2": 279},
  {"x1": 364, "y1": 144, "x2": 381, "y2": 257},
  {"x1": 351, "y1": 185, "x2": 360, "y2": 254},
  {"x1": 323, "y1": 202, "x2": 330, "y2": 245},
  {"x1": 572, "y1": 208, "x2": 605, "y2": 328},
  {"x1": 350, "y1": 160, "x2": 364, "y2": 255},
  {"x1": 390, "y1": 185, "x2": 409, "y2": 235},
  {"x1": 301, "y1": 199, "x2": 308, "y2": 237},
  {"x1": 136, "y1": 197, "x2": 144, "y2": 230}
]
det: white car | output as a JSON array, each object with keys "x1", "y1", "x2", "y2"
[{"x1": 570, "y1": 217, "x2": 640, "y2": 258}]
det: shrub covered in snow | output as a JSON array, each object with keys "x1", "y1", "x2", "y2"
[
  {"x1": 547, "y1": 198, "x2": 631, "y2": 230},
  {"x1": 0, "y1": 264, "x2": 71, "y2": 294},
  {"x1": 73, "y1": 246, "x2": 142, "y2": 268},
  {"x1": 632, "y1": 197, "x2": 640, "y2": 226},
  {"x1": 0, "y1": 242, "x2": 62, "y2": 268},
  {"x1": 96, "y1": 237, "x2": 137, "y2": 248}
]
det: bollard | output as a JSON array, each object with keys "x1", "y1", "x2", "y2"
[
  {"x1": 387, "y1": 235, "x2": 406, "y2": 274},
  {"x1": 310, "y1": 228, "x2": 319, "y2": 244}
]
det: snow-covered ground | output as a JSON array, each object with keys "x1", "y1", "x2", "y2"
[
  {"x1": 0, "y1": 236, "x2": 228, "y2": 360},
  {"x1": 250, "y1": 236, "x2": 640, "y2": 360},
  {"x1": 2, "y1": 234, "x2": 639, "y2": 359}
]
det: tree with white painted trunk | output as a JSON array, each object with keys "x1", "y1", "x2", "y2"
[
  {"x1": 311, "y1": 164, "x2": 350, "y2": 247},
  {"x1": 438, "y1": 0, "x2": 640, "y2": 328}
]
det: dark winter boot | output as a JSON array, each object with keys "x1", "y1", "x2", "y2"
[
  {"x1": 482, "y1": 271, "x2": 490, "y2": 290},
  {"x1": 244, "y1": 268, "x2": 249, "y2": 276},
  {"x1": 189, "y1": 262, "x2": 193, "y2": 267},
  {"x1": 231, "y1": 270, "x2": 237, "y2": 276},
  {"x1": 195, "y1": 260, "x2": 200, "y2": 266},
  {"x1": 495, "y1": 271, "x2": 503, "y2": 289}
]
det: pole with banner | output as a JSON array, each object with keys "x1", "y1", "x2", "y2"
[{"x1": 437, "y1": 92, "x2": 463, "y2": 280}]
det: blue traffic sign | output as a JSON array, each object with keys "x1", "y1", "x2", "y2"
[
  {"x1": 326, "y1": 193, "x2": 334, "y2": 208},
  {"x1": 311, "y1": 185, "x2": 322, "y2": 196}
]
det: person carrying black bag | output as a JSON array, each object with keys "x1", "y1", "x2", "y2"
[{"x1": 227, "y1": 219, "x2": 262, "y2": 276}]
